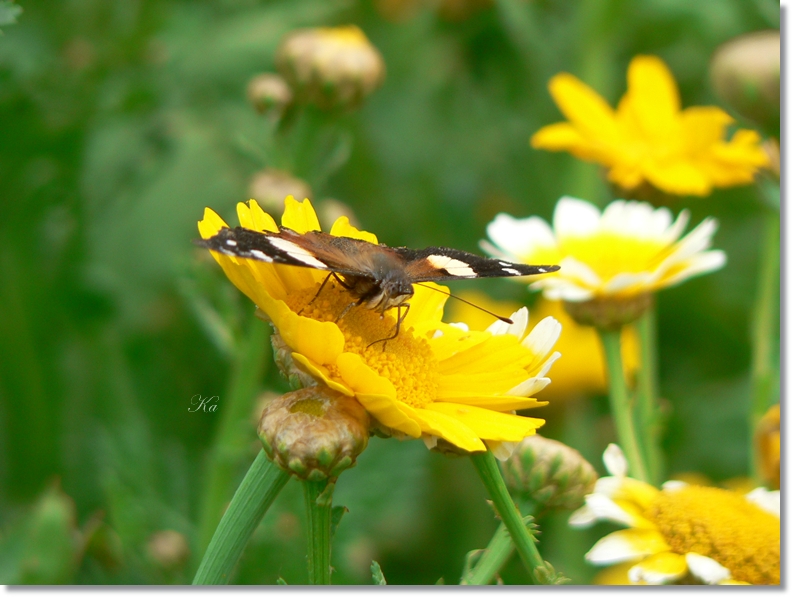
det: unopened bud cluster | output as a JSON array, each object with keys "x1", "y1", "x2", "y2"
[
  {"x1": 248, "y1": 169, "x2": 313, "y2": 215},
  {"x1": 500, "y1": 435, "x2": 597, "y2": 514},
  {"x1": 258, "y1": 386, "x2": 370, "y2": 481},
  {"x1": 276, "y1": 25, "x2": 385, "y2": 111}
]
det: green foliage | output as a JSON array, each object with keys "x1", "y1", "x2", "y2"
[{"x1": 0, "y1": 0, "x2": 779, "y2": 586}]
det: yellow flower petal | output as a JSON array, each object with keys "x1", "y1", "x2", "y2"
[
  {"x1": 548, "y1": 73, "x2": 621, "y2": 143},
  {"x1": 628, "y1": 551, "x2": 688, "y2": 584},
  {"x1": 329, "y1": 216, "x2": 379, "y2": 244},
  {"x1": 410, "y1": 407, "x2": 486, "y2": 452},
  {"x1": 281, "y1": 196, "x2": 321, "y2": 232},
  {"x1": 622, "y1": 55, "x2": 680, "y2": 139},
  {"x1": 290, "y1": 353, "x2": 354, "y2": 396},
  {"x1": 433, "y1": 393, "x2": 542, "y2": 412},
  {"x1": 425, "y1": 402, "x2": 544, "y2": 442}
]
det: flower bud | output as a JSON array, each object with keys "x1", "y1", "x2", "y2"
[
  {"x1": 500, "y1": 435, "x2": 598, "y2": 513},
  {"x1": 710, "y1": 30, "x2": 780, "y2": 133},
  {"x1": 755, "y1": 404, "x2": 780, "y2": 490},
  {"x1": 147, "y1": 530, "x2": 190, "y2": 570},
  {"x1": 275, "y1": 25, "x2": 385, "y2": 111},
  {"x1": 246, "y1": 73, "x2": 293, "y2": 118},
  {"x1": 563, "y1": 293, "x2": 653, "y2": 330},
  {"x1": 269, "y1": 328, "x2": 320, "y2": 390},
  {"x1": 258, "y1": 386, "x2": 370, "y2": 481},
  {"x1": 248, "y1": 169, "x2": 312, "y2": 216}
]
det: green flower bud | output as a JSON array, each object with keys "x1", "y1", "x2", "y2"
[
  {"x1": 258, "y1": 386, "x2": 370, "y2": 481},
  {"x1": 500, "y1": 435, "x2": 598, "y2": 514},
  {"x1": 246, "y1": 73, "x2": 293, "y2": 118},
  {"x1": 563, "y1": 293, "x2": 653, "y2": 331},
  {"x1": 248, "y1": 169, "x2": 313, "y2": 216},
  {"x1": 710, "y1": 30, "x2": 780, "y2": 134},
  {"x1": 269, "y1": 328, "x2": 319, "y2": 390},
  {"x1": 275, "y1": 25, "x2": 385, "y2": 111}
]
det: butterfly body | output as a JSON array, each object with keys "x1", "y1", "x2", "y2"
[{"x1": 197, "y1": 225, "x2": 559, "y2": 327}]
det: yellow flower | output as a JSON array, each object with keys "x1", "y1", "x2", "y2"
[
  {"x1": 571, "y1": 445, "x2": 780, "y2": 585},
  {"x1": 447, "y1": 293, "x2": 639, "y2": 399},
  {"x1": 755, "y1": 403, "x2": 780, "y2": 490},
  {"x1": 483, "y1": 196, "x2": 726, "y2": 304},
  {"x1": 199, "y1": 197, "x2": 562, "y2": 456},
  {"x1": 531, "y1": 55, "x2": 770, "y2": 197}
]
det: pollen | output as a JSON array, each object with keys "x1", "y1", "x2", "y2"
[
  {"x1": 644, "y1": 486, "x2": 780, "y2": 584},
  {"x1": 286, "y1": 281, "x2": 439, "y2": 408}
]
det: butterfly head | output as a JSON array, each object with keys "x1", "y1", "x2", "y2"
[{"x1": 361, "y1": 270, "x2": 414, "y2": 313}]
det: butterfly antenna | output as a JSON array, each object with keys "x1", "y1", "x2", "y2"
[{"x1": 414, "y1": 283, "x2": 513, "y2": 324}]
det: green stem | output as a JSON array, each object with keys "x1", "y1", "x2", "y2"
[
  {"x1": 470, "y1": 451, "x2": 546, "y2": 584},
  {"x1": 463, "y1": 522, "x2": 513, "y2": 585},
  {"x1": 634, "y1": 308, "x2": 662, "y2": 485},
  {"x1": 749, "y1": 210, "x2": 780, "y2": 481},
  {"x1": 303, "y1": 480, "x2": 333, "y2": 585},
  {"x1": 197, "y1": 317, "x2": 271, "y2": 556},
  {"x1": 193, "y1": 450, "x2": 291, "y2": 584},
  {"x1": 599, "y1": 329, "x2": 649, "y2": 483}
]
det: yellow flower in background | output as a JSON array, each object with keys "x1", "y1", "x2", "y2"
[
  {"x1": 755, "y1": 404, "x2": 780, "y2": 490},
  {"x1": 199, "y1": 197, "x2": 561, "y2": 456},
  {"x1": 571, "y1": 445, "x2": 780, "y2": 585},
  {"x1": 531, "y1": 55, "x2": 770, "y2": 197},
  {"x1": 448, "y1": 293, "x2": 639, "y2": 399},
  {"x1": 483, "y1": 196, "x2": 726, "y2": 304}
]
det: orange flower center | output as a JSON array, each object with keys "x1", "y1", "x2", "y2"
[
  {"x1": 286, "y1": 281, "x2": 439, "y2": 408},
  {"x1": 644, "y1": 486, "x2": 780, "y2": 584}
]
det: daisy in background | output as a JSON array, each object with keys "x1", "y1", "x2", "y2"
[
  {"x1": 199, "y1": 196, "x2": 561, "y2": 458},
  {"x1": 531, "y1": 55, "x2": 769, "y2": 198},
  {"x1": 571, "y1": 444, "x2": 780, "y2": 585},
  {"x1": 482, "y1": 196, "x2": 726, "y2": 326}
]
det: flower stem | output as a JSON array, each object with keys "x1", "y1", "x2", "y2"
[
  {"x1": 462, "y1": 522, "x2": 513, "y2": 585},
  {"x1": 303, "y1": 479, "x2": 333, "y2": 585},
  {"x1": 634, "y1": 308, "x2": 662, "y2": 485},
  {"x1": 197, "y1": 317, "x2": 270, "y2": 555},
  {"x1": 599, "y1": 328, "x2": 649, "y2": 483},
  {"x1": 750, "y1": 209, "x2": 780, "y2": 481},
  {"x1": 470, "y1": 451, "x2": 546, "y2": 584},
  {"x1": 193, "y1": 450, "x2": 291, "y2": 584}
]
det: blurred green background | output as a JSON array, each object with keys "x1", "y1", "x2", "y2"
[{"x1": 0, "y1": 0, "x2": 779, "y2": 585}]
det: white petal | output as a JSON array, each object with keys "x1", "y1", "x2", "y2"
[
  {"x1": 670, "y1": 217, "x2": 719, "y2": 262},
  {"x1": 486, "y1": 306, "x2": 528, "y2": 338},
  {"x1": 569, "y1": 504, "x2": 597, "y2": 528},
  {"x1": 559, "y1": 256, "x2": 602, "y2": 287},
  {"x1": 660, "y1": 209, "x2": 690, "y2": 244},
  {"x1": 584, "y1": 493, "x2": 636, "y2": 527},
  {"x1": 487, "y1": 440, "x2": 518, "y2": 461},
  {"x1": 586, "y1": 533, "x2": 648, "y2": 565},
  {"x1": 604, "y1": 444, "x2": 628, "y2": 477},
  {"x1": 422, "y1": 435, "x2": 438, "y2": 450},
  {"x1": 507, "y1": 375, "x2": 551, "y2": 397},
  {"x1": 685, "y1": 552, "x2": 731, "y2": 585},
  {"x1": 522, "y1": 316, "x2": 561, "y2": 359},
  {"x1": 593, "y1": 475, "x2": 626, "y2": 497},
  {"x1": 540, "y1": 282, "x2": 595, "y2": 302},
  {"x1": 745, "y1": 487, "x2": 781, "y2": 517},
  {"x1": 535, "y1": 350, "x2": 561, "y2": 378},
  {"x1": 603, "y1": 271, "x2": 653, "y2": 293},
  {"x1": 661, "y1": 480, "x2": 688, "y2": 492},
  {"x1": 485, "y1": 213, "x2": 557, "y2": 259},
  {"x1": 448, "y1": 322, "x2": 469, "y2": 332},
  {"x1": 659, "y1": 251, "x2": 727, "y2": 287},
  {"x1": 553, "y1": 196, "x2": 602, "y2": 240}
]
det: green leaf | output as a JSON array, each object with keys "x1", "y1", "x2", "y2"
[
  {"x1": 370, "y1": 561, "x2": 386, "y2": 585},
  {"x1": 329, "y1": 505, "x2": 347, "y2": 540}
]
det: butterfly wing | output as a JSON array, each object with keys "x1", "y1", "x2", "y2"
[
  {"x1": 395, "y1": 246, "x2": 559, "y2": 282},
  {"x1": 196, "y1": 226, "x2": 398, "y2": 279}
]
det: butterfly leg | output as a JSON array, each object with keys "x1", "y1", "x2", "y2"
[{"x1": 367, "y1": 303, "x2": 410, "y2": 350}]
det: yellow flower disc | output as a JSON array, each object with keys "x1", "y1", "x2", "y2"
[
  {"x1": 644, "y1": 486, "x2": 779, "y2": 584},
  {"x1": 287, "y1": 282, "x2": 439, "y2": 409}
]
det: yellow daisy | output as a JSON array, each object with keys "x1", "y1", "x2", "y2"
[
  {"x1": 198, "y1": 197, "x2": 562, "y2": 456},
  {"x1": 531, "y1": 55, "x2": 770, "y2": 197},
  {"x1": 482, "y1": 196, "x2": 726, "y2": 304},
  {"x1": 571, "y1": 445, "x2": 780, "y2": 585}
]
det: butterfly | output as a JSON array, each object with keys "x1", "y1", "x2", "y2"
[{"x1": 196, "y1": 226, "x2": 560, "y2": 344}]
